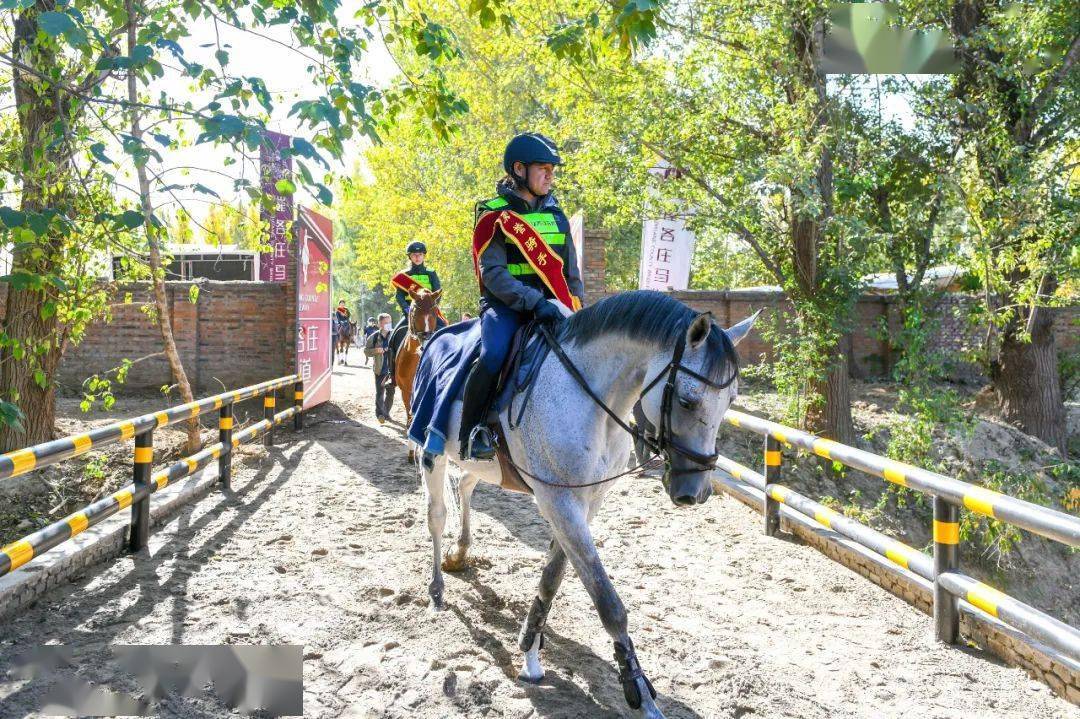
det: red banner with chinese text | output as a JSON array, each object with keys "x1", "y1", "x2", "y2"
[{"x1": 295, "y1": 207, "x2": 333, "y2": 410}]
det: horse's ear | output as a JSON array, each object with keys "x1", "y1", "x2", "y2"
[
  {"x1": 431, "y1": 289, "x2": 443, "y2": 302},
  {"x1": 686, "y1": 312, "x2": 713, "y2": 350},
  {"x1": 724, "y1": 309, "x2": 760, "y2": 348}
]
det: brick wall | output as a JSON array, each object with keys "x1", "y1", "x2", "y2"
[
  {"x1": 56, "y1": 281, "x2": 290, "y2": 393},
  {"x1": 582, "y1": 228, "x2": 608, "y2": 306},
  {"x1": 580, "y1": 233, "x2": 1079, "y2": 382}
]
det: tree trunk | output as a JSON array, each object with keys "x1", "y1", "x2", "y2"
[
  {"x1": 804, "y1": 335, "x2": 855, "y2": 445},
  {"x1": 992, "y1": 308, "x2": 1066, "y2": 455},
  {"x1": 126, "y1": 0, "x2": 200, "y2": 453},
  {"x1": 0, "y1": 292, "x2": 59, "y2": 450},
  {"x1": 0, "y1": 0, "x2": 68, "y2": 452}
]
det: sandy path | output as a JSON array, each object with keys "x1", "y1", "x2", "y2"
[{"x1": 0, "y1": 350, "x2": 1075, "y2": 719}]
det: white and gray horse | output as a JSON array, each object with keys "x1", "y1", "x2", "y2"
[{"x1": 420, "y1": 290, "x2": 756, "y2": 719}]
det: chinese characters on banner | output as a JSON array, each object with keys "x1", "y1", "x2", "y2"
[
  {"x1": 638, "y1": 161, "x2": 696, "y2": 291},
  {"x1": 259, "y1": 131, "x2": 293, "y2": 282},
  {"x1": 295, "y1": 207, "x2": 333, "y2": 410}
]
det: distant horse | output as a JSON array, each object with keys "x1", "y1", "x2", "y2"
[
  {"x1": 395, "y1": 289, "x2": 443, "y2": 454},
  {"x1": 418, "y1": 291, "x2": 757, "y2": 719},
  {"x1": 334, "y1": 319, "x2": 355, "y2": 365}
]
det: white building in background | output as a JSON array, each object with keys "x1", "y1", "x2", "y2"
[{"x1": 110, "y1": 244, "x2": 258, "y2": 282}]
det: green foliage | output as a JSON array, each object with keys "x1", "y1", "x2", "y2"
[{"x1": 958, "y1": 460, "x2": 1064, "y2": 565}]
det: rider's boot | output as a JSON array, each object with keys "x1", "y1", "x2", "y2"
[{"x1": 458, "y1": 362, "x2": 498, "y2": 461}]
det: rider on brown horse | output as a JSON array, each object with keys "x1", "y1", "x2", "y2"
[{"x1": 387, "y1": 241, "x2": 446, "y2": 383}]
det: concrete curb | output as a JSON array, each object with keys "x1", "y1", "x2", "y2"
[
  {"x1": 0, "y1": 463, "x2": 221, "y2": 621},
  {"x1": 714, "y1": 472, "x2": 1080, "y2": 705}
]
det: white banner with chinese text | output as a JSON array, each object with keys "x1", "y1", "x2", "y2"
[{"x1": 638, "y1": 216, "x2": 695, "y2": 291}]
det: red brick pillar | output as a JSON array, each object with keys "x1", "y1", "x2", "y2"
[{"x1": 582, "y1": 227, "x2": 609, "y2": 306}]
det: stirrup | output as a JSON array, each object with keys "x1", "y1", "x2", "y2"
[{"x1": 466, "y1": 425, "x2": 496, "y2": 461}]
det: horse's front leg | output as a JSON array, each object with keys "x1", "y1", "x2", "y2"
[
  {"x1": 541, "y1": 494, "x2": 664, "y2": 719},
  {"x1": 517, "y1": 537, "x2": 567, "y2": 683},
  {"x1": 423, "y1": 452, "x2": 449, "y2": 610}
]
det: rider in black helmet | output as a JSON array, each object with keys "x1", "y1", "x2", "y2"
[
  {"x1": 387, "y1": 241, "x2": 444, "y2": 385},
  {"x1": 459, "y1": 132, "x2": 584, "y2": 460}
]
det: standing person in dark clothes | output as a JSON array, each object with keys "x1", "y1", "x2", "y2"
[{"x1": 364, "y1": 313, "x2": 396, "y2": 423}]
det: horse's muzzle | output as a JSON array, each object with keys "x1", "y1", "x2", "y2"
[{"x1": 669, "y1": 481, "x2": 712, "y2": 506}]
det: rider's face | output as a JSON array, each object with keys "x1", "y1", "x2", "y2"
[
  {"x1": 409, "y1": 252, "x2": 425, "y2": 266},
  {"x1": 516, "y1": 162, "x2": 555, "y2": 197}
]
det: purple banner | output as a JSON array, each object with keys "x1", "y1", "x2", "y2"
[{"x1": 259, "y1": 131, "x2": 293, "y2": 282}]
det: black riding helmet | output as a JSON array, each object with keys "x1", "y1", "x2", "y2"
[
  {"x1": 406, "y1": 241, "x2": 426, "y2": 255},
  {"x1": 503, "y1": 133, "x2": 563, "y2": 191}
]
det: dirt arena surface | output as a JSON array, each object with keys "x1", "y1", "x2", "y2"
[{"x1": 0, "y1": 352, "x2": 1075, "y2": 718}]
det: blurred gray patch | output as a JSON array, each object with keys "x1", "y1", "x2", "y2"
[
  {"x1": 823, "y1": 3, "x2": 959, "y2": 74},
  {"x1": 111, "y1": 645, "x2": 303, "y2": 716},
  {"x1": 7, "y1": 645, "x2": 303, "y2": 716},
  {"x1": 39, "y1": 677, "x2": 150, "y2": 716},
  {"x1": 6, "y1": 646, "x2": 76, "y2": 680}
]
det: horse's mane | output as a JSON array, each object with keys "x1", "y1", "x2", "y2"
[{"x1": 557, "y1": 290, "x2": 738, "y2": 385}]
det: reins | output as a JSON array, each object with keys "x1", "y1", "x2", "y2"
[{"x1": 500, "y1": 318, "x2": 737, "y2": 490}]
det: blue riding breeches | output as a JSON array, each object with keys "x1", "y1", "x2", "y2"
[{"x1": 478, "y1": 302, "x2": 526, "y2": 374}]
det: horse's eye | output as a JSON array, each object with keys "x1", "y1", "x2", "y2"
[{"x1": 678, "y1": 396, "x2": 699, "y2": 410}]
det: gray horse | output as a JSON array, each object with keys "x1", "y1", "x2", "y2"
[{"x1": 421, "y1": 290, "x2": 757, "y2": 719}]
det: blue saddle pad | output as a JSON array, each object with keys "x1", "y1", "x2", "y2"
[{"x1": 406, "y1": 320, "x2": 550, "y2": 456}]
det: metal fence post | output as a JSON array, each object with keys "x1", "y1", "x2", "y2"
[
  {"x1": 130, "y1": 430, "x2": 153, "y2": 552},
  {"x1": 933, "y1": 495, "x2": 960, "y2": 642},
  {"x1": 219, "y1": 403, "x2": 233, "y2": 490},
  {"x1": 764, "y1": 435, "x2": 781, "y2": 537},
  {"x1": 264, "y1": 389, "x2": 276, "y2": 447},
  {"x1": 294, "y1": 379, "x2": 304, "y2": 431}
]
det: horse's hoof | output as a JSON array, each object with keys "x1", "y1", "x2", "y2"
[
  {"x1": 408, "y1": 449, "x2": 416, "y2": 463},
  {"x1": 441, "y1": 554, "x2": 468, "y2": 573},
  {"x1": 516, "y1": 667, "x2": 544, "y2": 684},
  {"x1": 429, "y1": 595, "x2": 445, "y2": 612}
]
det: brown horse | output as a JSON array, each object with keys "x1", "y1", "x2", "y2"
[
  {"x1": 334, "y1": 320, "x2": 355, "y2": 365},
  {"x1": 394, "y1": 289, "x2": 443, "y2": 457}
]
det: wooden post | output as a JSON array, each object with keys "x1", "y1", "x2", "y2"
[
  {"x1": 933, "y1": 496, "x2": 960, "y2": 642},
  {"x1": 264, "y1": 389, "x2": 276, "y2": 447},
  {"x1": 294, "y1": 379, "x2": 304, "y2": 430},
  {"x1": 764, "y1": 435, "x2": 781, "y2": 537},
  {"x1": 219, "y1": 403, "x2": 233, "y2": 490},
  {"x1": 130, "y1": 430, "x2": 153, "y2": 551}
]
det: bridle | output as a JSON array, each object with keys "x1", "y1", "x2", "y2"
[
  {"x1": 633, "y1": 322, "x2": 736, "y2": 476},
  {"x1": 504, "y1": 318, "x2": 737, "y2": 489},
  {"x1": 408, "y1": 299, "x2": 437, "y2": 346}
]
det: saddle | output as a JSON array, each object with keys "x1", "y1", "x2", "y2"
[{"x1": 481, "y1": 322, "x2": 550, "y2": 495}]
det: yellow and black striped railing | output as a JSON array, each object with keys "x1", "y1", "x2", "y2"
[
  {"x1": 0, "y1": 375, "x2": 305, "y2": 579},
  {"x1": 716, "y1": 409, "x2": 1080, "y2": 668}
]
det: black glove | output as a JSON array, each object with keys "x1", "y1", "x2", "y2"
[{"x1": 533, "y1": 300, "x2": 565, "y2": 325}]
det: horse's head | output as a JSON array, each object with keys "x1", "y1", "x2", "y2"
[
  {"x1": 638, "y1": 310, "x2": 758, "y2": 507},
  {"x1": 409, "y1": 289, "x2": 443, "y2": 344}
]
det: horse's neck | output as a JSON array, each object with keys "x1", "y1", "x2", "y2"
[{"x1": 560, "y1": 337, "x2": 658, "y2": 420}]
